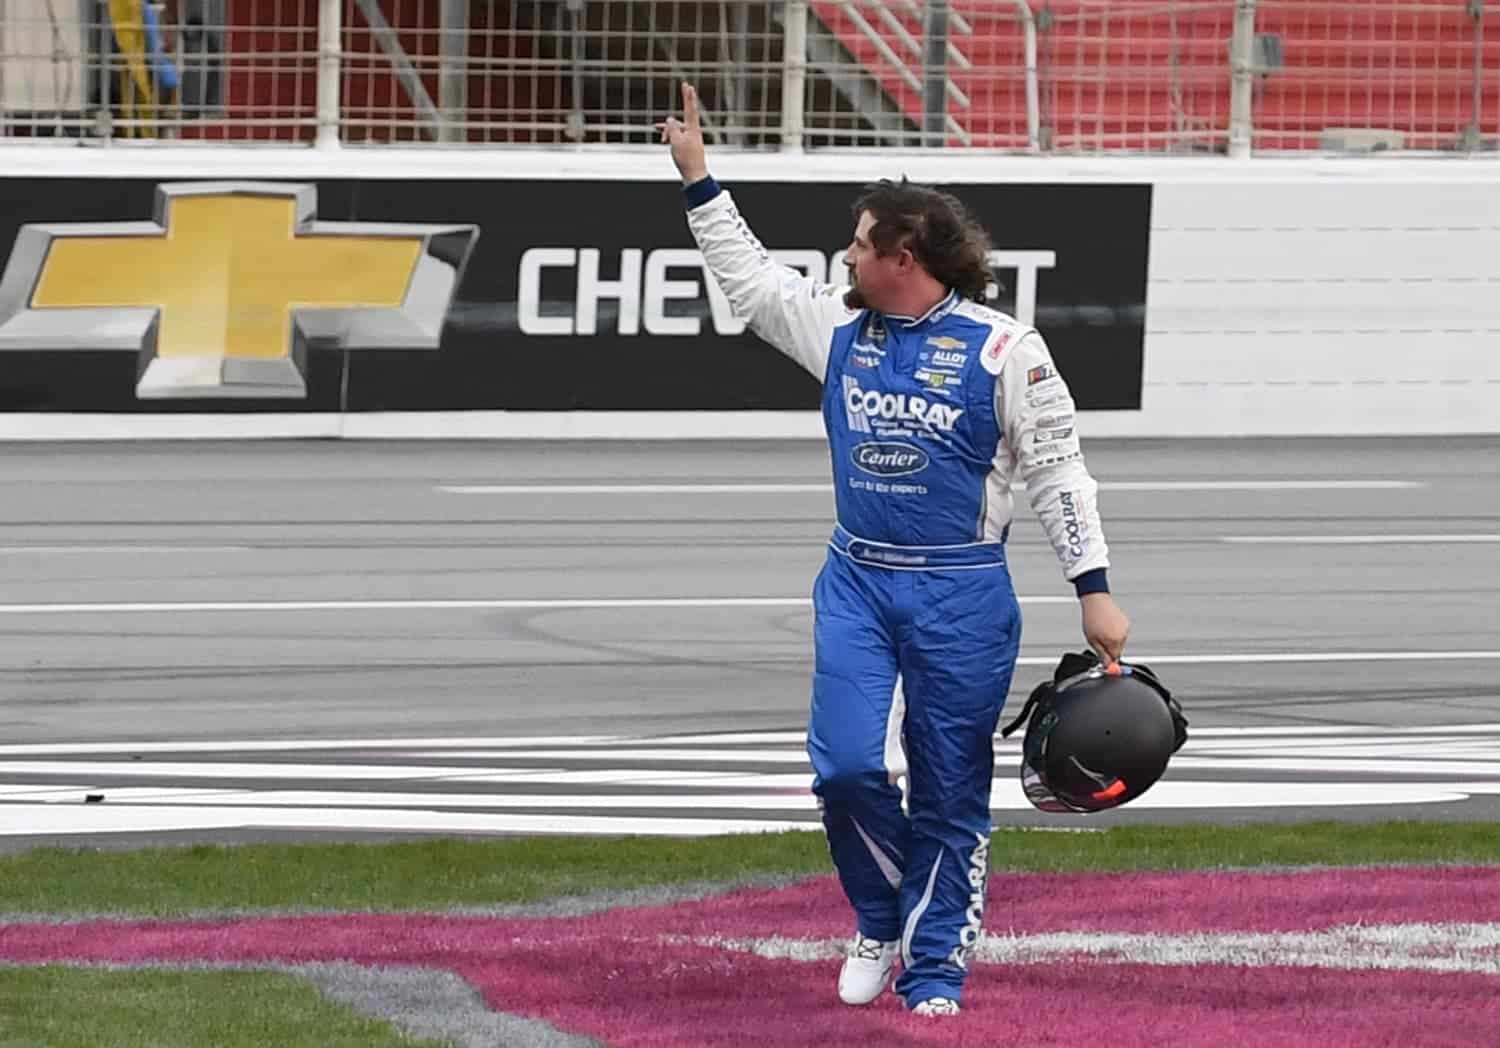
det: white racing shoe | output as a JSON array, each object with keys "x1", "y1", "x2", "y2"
[
  {"x1": 911, "y1": 997, "x2": 961, "y2": 1017},
  {"x1": 837, "y1": 934, "x2": 900, "y2": 1005}
]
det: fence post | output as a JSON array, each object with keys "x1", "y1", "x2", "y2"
[
  {"x1": 1009, "y1": 0, "x2": 1040, "y2": 153},
  {"x1": 316, "y1": 0, "x2": 342, "y2": 149},
  {"x1": 1466, "y1": 0, "x2": 1484, "y2": 152},
  {"x1": 922, "y1": 0, "x2": 950, "y2": 146},
  {"x1": 780, "y1": 0, "x2": 808, "y2": 152},
  {"x1": 1228, "y1": 0, "x2": 1256, "y2": 158},
  {"x1": 439, "y1": 0, "x2": 468, "y2": 142}
]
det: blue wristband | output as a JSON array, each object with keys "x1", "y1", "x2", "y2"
[
  {"x1": 1073, "y1": 568, "x2": 1110, "y2": 597},
  {"x1": 683, "y1": 175, "x2": 722, "y2": 209}
]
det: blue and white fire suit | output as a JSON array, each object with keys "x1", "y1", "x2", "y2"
[{"x1": 684, "y1": 178, "x2": 1111, "y2": 1006}]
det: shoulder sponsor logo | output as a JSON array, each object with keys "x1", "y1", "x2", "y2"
[
  {"x1": 843, "y1": 381, "x2": 964, "y2": 432},
  {"x1": 850, "y1": 441, "x2": 931, "y2": 477},
  {"x1": 925, "y1": 335, "x2": 967, "y2": 351},
  {"x1": 0, "y1": 182, "x2": 477, "y2": 399},
  {"x1": 1027, "y1": 363, "x2": 1055, "y2": 386},
  {"x1": 985, "y1": 329, "x2": 1015, "y2": 360},
  {"x1": 981, "y1": 328, "x2": 1018, "y2": 376}
]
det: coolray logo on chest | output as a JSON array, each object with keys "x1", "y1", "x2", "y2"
[
  {"x1": 850, "y1": 441, "x2": 930, "y2": 477},
  {"x1": 842, "y1": 381, "x2": 963, "y2": 433}
]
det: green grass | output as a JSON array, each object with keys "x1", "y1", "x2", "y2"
[
  {"x1": 3, "y1": 820, "x2": 1499, "y2": 919},
  {"x1": 0, "y1": 966, "x2": 447, "y2": 1048}
]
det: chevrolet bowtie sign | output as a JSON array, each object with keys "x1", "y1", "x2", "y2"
[{"x1": 0, "y1": 182, "x2": 478, "y2": 399}]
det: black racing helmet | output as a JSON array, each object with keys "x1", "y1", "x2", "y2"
[{"x1": 1001, "y1": 652, "x2": 1188, "y2": 813}]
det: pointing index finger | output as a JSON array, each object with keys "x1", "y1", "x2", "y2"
[{"x1": 682, "y1": 82, "x2": 700, "y2": 132}]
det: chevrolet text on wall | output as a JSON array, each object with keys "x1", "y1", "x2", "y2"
[{"x1": 516, "y1": 248, "x2": 1058, "y2": 335}]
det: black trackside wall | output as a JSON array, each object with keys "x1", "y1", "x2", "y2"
[{"x1": 0, "y1": 178, "x2": 1151, "y2": 413}]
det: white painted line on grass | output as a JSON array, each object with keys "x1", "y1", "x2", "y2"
[
  {"x1": 1223, "y1": 534, "x2": 1500, "y2": 544},
  {"x1": 708, "y1": 922, "x2": 1500, "y2": 973},
  {"x1": 439, "y1": 479, "x2": 1423, "y2": 495},
  {"x1": 0, "y1": 595, "x2": 1073, "y2": 614}
]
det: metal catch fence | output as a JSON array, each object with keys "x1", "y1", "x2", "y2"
[{"x1": 0, "y1": 1, "x2": 1493, "y2": 153}]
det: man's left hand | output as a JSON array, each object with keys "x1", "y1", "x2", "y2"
[
  {"x1": 1081, "y1": 592, "x2": 1131, "y2": 666},
  {"x1": 658, "y1": 82, "x2": 709, "y2": 184}
]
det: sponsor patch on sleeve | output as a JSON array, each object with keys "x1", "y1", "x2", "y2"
[
  {"x1": 1058, "y1": 490, "x2": 1089, "y2": 562},
  {"x1": 979, "y1": 328, "x2": 1015, "y2": 375},
  {"x1": 1027, "y1": 363, "x2": 1055, "y2": 386}
]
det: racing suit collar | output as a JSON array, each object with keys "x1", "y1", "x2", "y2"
[{"x1": 883, "y1": 289, "x2": 961, "y2": 330}]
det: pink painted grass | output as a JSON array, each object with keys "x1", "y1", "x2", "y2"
[{"x1": 4, "y1": 865, "x2": 1499, "y2": 1047}]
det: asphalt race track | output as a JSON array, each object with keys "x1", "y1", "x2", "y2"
[{"x1": 0, "y1": 436, "x2": 1497, "y2": 850}]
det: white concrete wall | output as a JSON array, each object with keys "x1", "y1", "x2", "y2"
[
  {"x1": 1, "y1": 147, "x2": 1497, "y2": 438},
  {"x1": 1128, "y1": 177, "x2": 1500, "y2": 437}
]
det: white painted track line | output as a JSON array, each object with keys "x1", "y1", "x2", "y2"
[
  {"x1": 440, "y1": 480, "x2": 1424, "y2": 495},
  {"x1": 1223, "y1": 535, "x2": 1500, "y2": 544},
  {"x1": 0, "y1": 595, "x2": 1071, "y2": 614},
  {"x1": 0, "y1": 546, "x2": 253, "y2": 554}
]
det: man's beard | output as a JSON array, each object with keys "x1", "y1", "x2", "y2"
[{"x1": 843, "y1": 285, "x2": 869, "y2": 310}]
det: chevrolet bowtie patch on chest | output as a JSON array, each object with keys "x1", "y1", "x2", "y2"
[{"x1": 0, "y1": 181, "x2": 478, "y2": 399}]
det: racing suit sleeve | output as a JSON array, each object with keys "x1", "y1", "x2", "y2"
[
  {"x1": 997, "y1": 331, "x2": 1111, "y2": 596},
  {"x1": 682, "y1": 176, "x2": 857, "y2": 381}
]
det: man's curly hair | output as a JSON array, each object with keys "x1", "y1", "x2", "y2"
[{"x1": 852, "y1": 178, "x2": 995, "y2": 302}]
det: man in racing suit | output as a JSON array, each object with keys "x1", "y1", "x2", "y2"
[{"x1": 661, "y1": 84, "x2": 1131, "y2": 1016}]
